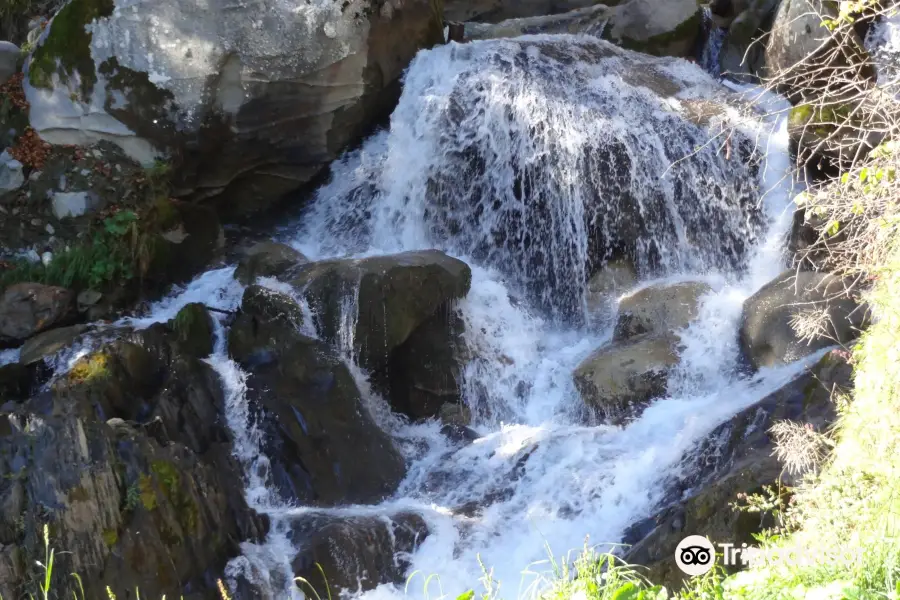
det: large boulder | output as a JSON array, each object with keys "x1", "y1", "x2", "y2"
[
  {"x1": 23, "y1": 0, "x2": 445, "y2": 216},
  {"x1": 0, "y1": 283, "x2": 74, "y2": 346},
  {"x1": 290, "y1": 512, "x2": 429, "y2": 598},
  {"x1": 763, "y1": 0, "x2": 836, "y2": 85},
  {"x1": 234, "y1": 242, "x2": 309, "y2": 285},
  {"x1": 291, "y1": 250, "x2": 471, "y2": 372},
  {"x1": 613, "y1": 281, "x2": 711, "y2": 341},
  {"x1": 573, "y1": 333, "x2": 680, "y2": 424},
  {"x1": 0, "y1": 323, "x2": 267, "y2": 600},
  {"x1": 625, "y1": 350, "x2": 851, "y2": 589},
  {"x1": 228, "y1": 285, "x2": 406, "y2": 505},
  {"x1": 459, "y1": 0, "x2": 703, "y2": 57},
  {"x1": 740, "y1": 270, "x2": 866, "y2": 369},
  {"x1": 375, "y1": 308, "x2": 469, "y2": 420}
]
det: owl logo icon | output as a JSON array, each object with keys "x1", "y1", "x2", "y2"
[{"x1": 675, "y1": 536, "x2": 716, "y2": 576}]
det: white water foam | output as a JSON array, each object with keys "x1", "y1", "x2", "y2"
[
  {"x1": 0, "y1": 348, "x2": 21, "y2": 366},
  {"x1": 866, "y1": 9, "x2": 900, "y2": 90},
  {"x1": 118, "y1": 266, "x2": 244, "y2": 330}
]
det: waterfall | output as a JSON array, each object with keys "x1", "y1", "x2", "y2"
[
  {"x1": 259, "y1": 36, "x2": 800, "y2": 598},
  {"x1": 99, "y1": 35, "x2": 802, "y2": 599},
  {"x1": 297, "y1": 36, "x2": 765, "y2": 323}
]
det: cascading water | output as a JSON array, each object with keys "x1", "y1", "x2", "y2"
[
  {"x1": 297, "y1": 37, "x2": 765, "y2": 323},
  {"x1": 56, "y1": 33, "x2": 812, "y2": 600},
  {"x1": 866, "y1": 10, "x2": 900, "y2": 89},
  {"x1": 699, "y1": 8, "x2": 726, "y2": 77},
  {"x1": 244, "y1": 36, "x2": 800, "y2": 599}
]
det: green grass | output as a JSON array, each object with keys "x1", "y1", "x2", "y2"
[{"x1": 0, "y1": 210, "x2": 139, "y2": 292}]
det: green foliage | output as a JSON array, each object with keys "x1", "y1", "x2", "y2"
[{"x1": 0, "y1": 210, "x2": 140, "y2": 292}]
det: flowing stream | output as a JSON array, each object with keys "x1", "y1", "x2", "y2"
[{"x1": 23, "y1": 34, "x2": 812, "y2": 600}]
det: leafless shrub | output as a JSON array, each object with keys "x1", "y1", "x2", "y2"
[
  {"x1": 770, "y1": 419, "x2": 832, "y2": 476},
  {"x1": 729, "y1": 1, "x2": 900, "y2": 318}
]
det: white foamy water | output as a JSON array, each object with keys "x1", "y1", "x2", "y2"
[
  {"x1": 118, "y1": 266, "x2": 244, "y2": 330},
  {"x1": 111, "y1": 36, "x2": 804, "y2": 600},
  {"x1": 0, "y1": 348, "x2": 21, "y2": 366},
  {"x1": 866, "y1": 10, "x2": 900, "y2": 89}
]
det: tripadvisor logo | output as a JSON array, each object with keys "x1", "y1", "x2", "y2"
[
  {"x1": 675, "y1": 535, "x2": 715, "y2": 576},
  {"x1": 675, "y1": 535, "x2": 771, "y2": 575}
]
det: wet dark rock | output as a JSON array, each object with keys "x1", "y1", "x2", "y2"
[
  {"x1": 625, "y1": 350, "x2": 851, "y2": 589},
  {"x1": 290, "y1": 512, "x2": 429, "y2": 599},
  {"x1": 0, "y1": 324, "x2": 266, "y2": 600},
  {"x1": 441, "y1": 423, "x2": 480, "y2": 443},
  {"x1": 376, "y1": 308, "x2": 469, "y2": 420},
  {"x1": 0, "y1": 283, "x2": 74, "y2": 346},
  {"x1": 234, "y1": 242, "x2": 308, "y2": 285},
  {"x1": 19, "y1": 324, "x2": 90, "y2": 365},
  {"x1": 143, "y1": 201, "x2": 224, "y2": 289},
  {"x1": 718, "y1": 0, "x2": 779, "y2": 79},
  {"x1": 229, "y1": 291, "x2": 406, "y2": 506},
  {"x1": 439, "y1": 402, "x2": 473, "y2": 428},
  {"x1": 169, "y1": 303, "x2": 215, "y2": 358},
  {"x1": 291, "y1": 250, "x2": 472, "y2": 372},
  {"x1": 0, "y1": 363, "x2": 31, "y2": 402},
  {"x1": 740, "y1": 270, "x2": 866, "y2": 369}
]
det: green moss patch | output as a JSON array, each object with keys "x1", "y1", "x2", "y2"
[
  {"x1": 609, "y1": 8, "x2": 702, "y2": 57},
  {"x1": 28, "y1": 0, "x2": 114, "y2": 98}
]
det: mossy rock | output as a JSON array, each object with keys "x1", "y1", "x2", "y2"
[
  {"x1": 612, "y1": 9, "x2": 703, "y2": 57},
  {"x1": 28, "y1": 0, "x2": 114, "y2": 99},
  {"x1": 169, "y1": 303, "x2": 214, "y2": 359}
]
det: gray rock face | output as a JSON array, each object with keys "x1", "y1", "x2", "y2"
[
  {"x1": 614, "y1": 281, "x2": 711, "y2": 341},
  {"x1": 573, "y1": 333, "x2": 680, "y2": 423},
  {"x1": 24, "y1": 0, "x2": 444, "y2": 215},
  {"x1": 0, "y1": 150, "x2": 24, "y2": 198},
  {"x1": 50, "y1": 190, "x2": 102, "y2": 219},
  {"x1": 459, "y1": 0, "x2": 702, "y2": 57},
  {"x1": 0, "y1": 42, "x2": 17, "y2": 87},
  {"x1": 234, "y1": 242, "x2": 308, "y2": 285},
  {"x1": 740, "y1": 270, "x2": 866, "y2": 369},
  {"x1": 291, "y1": 250, "x2": 472, "y2": 372},
  {"x1": 0, "y1": 283, "x2": 74, "y2": 346},
  {"x1": 18, "y1": 324, "x2": 90, "y2": 365},
  {"x1": 763, "y1": 0, "x2": 835, "y2": 81},
  {"x1": 445, "y1": 0, "x2": 604, "y2": 23}
]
